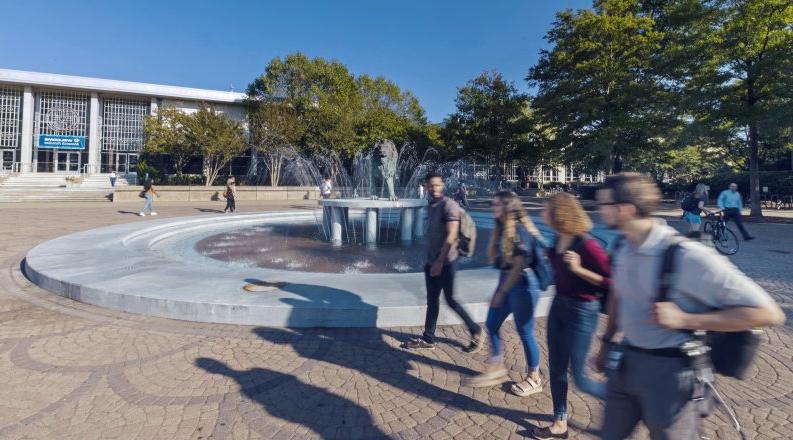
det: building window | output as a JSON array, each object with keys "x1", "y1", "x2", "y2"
[
  {"x1": 101, "y1": 96, "x2": 149, "y2": 152},
  {"x1": 543, "y1": 166, "x2": 560, "y2": 182},
  {"x1": 0, "y1": 86, "x2": 22, "y2": 149},
  {"x1": 35, "y1": 90, "x2": 89, "y2": 140}
]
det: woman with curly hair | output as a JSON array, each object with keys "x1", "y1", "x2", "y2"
[
  {"x1": 533, "y1": 192, "x2": 610, "y2": 440},
  {"x1": 465, "y1": 191, "x2": 546, "y2": 397}
]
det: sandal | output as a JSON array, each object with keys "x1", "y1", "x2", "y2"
[{"x1": 510, "y1": 374, "x2": 543, "y2": 397}]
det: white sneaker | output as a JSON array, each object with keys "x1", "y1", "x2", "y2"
[
  {"x1": 150, "y1": 212, "x2": 158, "y2": 216},
  {"x1": 139, "y1": 212, "x2": 145, "y2": 217}
]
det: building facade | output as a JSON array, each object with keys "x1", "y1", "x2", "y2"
[{"x1": 0, "y1": 69, "x2": 246, "y2": 175}]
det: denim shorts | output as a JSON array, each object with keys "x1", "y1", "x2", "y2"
[{"x1": 683, "y1": 211, "x2": 701, "y2": 224}]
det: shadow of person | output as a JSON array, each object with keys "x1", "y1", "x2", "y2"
[
  {"x1": 195, "y1": 208, "x2": 225, "y2": 213},
  {"x1": 195, "y1": 357, "x2": 389, "y2": 439},
  {"x1": 248, "y1": 282, "x2": 550, "y2": 435}
]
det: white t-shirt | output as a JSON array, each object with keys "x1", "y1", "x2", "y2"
[{"x1": 320, "y1": 181, "x2": 332, "y2": 195}]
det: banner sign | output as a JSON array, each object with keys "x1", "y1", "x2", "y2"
[{"x1": 38, "y1": 135, "x2": 87, "y2": 150}]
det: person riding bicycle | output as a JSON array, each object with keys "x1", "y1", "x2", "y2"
[{"x1": 682, "y1": 183, "x2": 710, "y2": 233}]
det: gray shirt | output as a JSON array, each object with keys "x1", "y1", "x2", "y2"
[
  {"x1": 613, "y1": 220, "x2": 774, "y2": 349},
  {"x1": 426, "y1": 197, "x2": 461, "y2": 265}
]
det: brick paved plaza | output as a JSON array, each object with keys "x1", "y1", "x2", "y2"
[{"x1": 1, "y1": 201, "x2": 791, "y2": 439}]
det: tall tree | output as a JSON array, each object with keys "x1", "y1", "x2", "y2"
[
  {"x1": 528, "y1": 0, "x2": 669, "y2": 174},
  {"x1": 183, "y1": 105, "x2": 246, "y2": 186},
  {"x1": 356, "y1": 74, "x2": 429, "y2": 147},
  {"x1": 247, "y1": 101, "x2": 305, "y2": 186},
  {"x1": 143, "y1": 106, "x2": 194, "y2": 177},
  {"x1": 442, "y1": 71, "x2": 532, "y2": 164},
  {"x1": 679, "y1": 0, "x2": 793, "y2": 216}
]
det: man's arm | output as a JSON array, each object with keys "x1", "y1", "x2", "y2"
[
  {"x1": 653, "y1": 302, "x2": 785, "y2": 331},
  {"x1": 717, "y1": 191, "x2": 726, "y2": 209}
]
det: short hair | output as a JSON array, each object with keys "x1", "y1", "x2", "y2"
[
  {"x1": 425, "y1": 170, "x2": 444, "y2": 182},
  {"x1": 602, "y1": 172, "x2": 660, "y2": 218},
  {"x1": 546, "y1": 192, "x2": 593, "y2": 235}
]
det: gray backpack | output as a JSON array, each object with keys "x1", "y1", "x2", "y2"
[{"x1": 457, "y1": 209, "x2": 477, "y2": 257}]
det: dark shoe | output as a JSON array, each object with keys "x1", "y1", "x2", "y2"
[
  {"x1": 401, "y1": 338, "x2": 435, "y2": 350},
  {"x1": 745, "y1": 236, "x2": 756, "y2": 241},
  {"x1": 463, "y1": 330, "x2": 485, "y2": 353},
  {"x1": 532, "y1": 426, "x2": 569, "y2": 439}
]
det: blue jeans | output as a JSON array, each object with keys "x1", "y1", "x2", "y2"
[
  {"x1": 547, "y1": 295, "x2": 606, "y2": 421},
  {"x1": 142, "y1": 193, "x2": 154, "y2": 213},
  {"x1": 486, "y1": 270, "x2": 540, "y2": 371}
]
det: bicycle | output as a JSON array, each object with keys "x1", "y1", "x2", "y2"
[{"x1": 702, "y1": 210, "x2": 739, "y2": 255}]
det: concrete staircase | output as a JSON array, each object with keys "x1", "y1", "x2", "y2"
[{"x1": 0, "y1": 173, "x2": 126, "y2": 202}]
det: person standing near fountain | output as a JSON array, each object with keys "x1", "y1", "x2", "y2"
[
  {"x1": 223, "y1": 178, "x2": 237, "y2": 213},
  {"x1": 402, "y1": 171, "x2": 483, "y2": 352},
  {"x1": 320, "y1": 176, "x2": 332, "y2": 199},
  {"x1": 465, "y1": 191, "x2": 545, "y2": 396}
]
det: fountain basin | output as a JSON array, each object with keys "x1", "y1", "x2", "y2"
[{"x1": 319, "y1": 198, "x2": 428, "y2": 244}]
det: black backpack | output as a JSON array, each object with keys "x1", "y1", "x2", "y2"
[
  {"x1": 681, "y1": 193, "x2": 699, "y2": 212},
  {"x1": 658, "y1": 237, "x2": 760, "y2": 379}
]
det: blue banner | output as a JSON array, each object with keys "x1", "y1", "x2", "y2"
[{"x1": 38, "y1": 135, "x2": 87, "y2": 150}]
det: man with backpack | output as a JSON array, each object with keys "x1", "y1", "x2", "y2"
[
  {"x1": 592, "y1": 173, "x2": 784, "y2": 439},
  {"x1": 402, "y1": 171, "x2": 484, "y2": 352}
]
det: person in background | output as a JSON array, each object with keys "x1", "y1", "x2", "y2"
[
  {"x1": 683, "y1": 183, "x2": 710, "y2": 232},
  {"x1": 139, "y1": 178, "x2": 158, "y2": 217},
  {"x1": 717, "y1": 183, "x2": 754, "y2": 240},
  {"x1": 418, "y1": 181, "x2": 426, "y2": 199},
  {"x1": 320, "y1": 176, "x2": 333, "y2": 199},
  {"x1": 223, "y1": 178, "x2": 237, "y2": 213},
  {"x1": 455, "y1": 182, "x2": 469, "y2": 208},
  {"x1": 533, "y1": 193, "x2": 610, "y2": 440},
  {"x1": 402, "y1": 171, "x2": 483, "y2": 352},
  {"x1": 592, "y1": 173, "x2": 783, "y2": 439},
  {"x1": 465, "y1": 191, "x2": 544, "y2": 398},
  {"x1": 109, "y1": 171, "x2": 117, "y2": 189}
]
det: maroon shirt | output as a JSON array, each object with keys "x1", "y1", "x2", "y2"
[{"x1": 549, "y1": 236, "x2": 611, "y2": 301}]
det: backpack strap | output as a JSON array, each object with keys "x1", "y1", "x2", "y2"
[{"x1": 656, "y1": 235, "x2": 687, "y2": 303}]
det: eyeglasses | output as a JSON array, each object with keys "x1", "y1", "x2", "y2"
[{"x1": 597, "y1": 202, "x2": 618, "y2": 206}]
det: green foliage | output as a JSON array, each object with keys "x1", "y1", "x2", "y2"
[
  {"x1": 704, "y1": 171, "x2": 793, "y2": 198},
  {"x1": 247, "y1": 101, "x2": 304, "y2": 186},
  {"x1": 442, "y1": 71, "x2": 536, "y2": 164},
  {"x1": 528, "y1": 0, "x2": 670, "y2": 173},
  {"x1": 181, "y1": 105, "x2": 246, "y2": 186},
  {"x1": 143, "y1": 106, "x2": 195, "y2": 176},
  {"x1": 246, "y1": 53, "x2": 439, "y2": 160}
]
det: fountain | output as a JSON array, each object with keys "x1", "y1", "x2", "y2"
[{"x1": 320, "y1": 140, "x2": 427, "y2": 245}]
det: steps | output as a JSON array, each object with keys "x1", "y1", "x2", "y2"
[{"x1": 0, "y1": 173, "x2": 114, "y2": 203}]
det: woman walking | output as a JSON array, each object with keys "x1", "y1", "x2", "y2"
[
  {"x1": 532, "y1": 193, "x2": 610, "y2": 440},
  {"x1": 139, "y1": 178, "x2": 158, "y2": 216},
  {"x1": 465, "y1": 191, "x2": 545, "y2": 397},
  {"x1": 223, "y1": 178, "x2": 237, "y2": 213},
  {"x1": 682, "y1": 183, "x2": 709, "y2": 232}
]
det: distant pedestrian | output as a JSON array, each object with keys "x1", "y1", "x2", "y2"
[
  {"x1": 682, "y1": 183, "x2": 709, "y2": 232},
  {"x1": 465, "y1": 191, "x2": 546, "y2": 396},
  {"x1": 717, "y1": 183, "x2": 754, "y2": 240},
  {"x1": 402, "y1": 171, "x2": 483, "y2": 352},
  {"x1": 320, "y1": 176, "x2": 333, "y2": 199},
  {"x1": 533, "y1": 192, "x2": 610, "y2": 440},
  {"x1": 454, "y1": 182, "x2": 469, "y2": 208},
  {"x1": 223, "y1": 178, "x2": 237, "y2": 213},
  {"x1": 109, "y1": 171, "x2": 117, "y2": 188},
  {"x1": 417, "y1": 182, "x2": 425, "y2": 199},
  {"x1": 139, "y1": 179, "x2": 158, "y2": 216}
]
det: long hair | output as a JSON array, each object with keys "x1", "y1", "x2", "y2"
[
  {"x1": 487, "y1": 191, "x2": 543, "y2": 265},
  {"x1": 694, "y1": 183, "x2": 708, "y2": 199},
  {"x1": 546, "y1": 192, "x2": 592, "y2": 236}
]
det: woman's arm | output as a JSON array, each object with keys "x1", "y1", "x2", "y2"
[
  {"x1": 491, "y1": 254, "x2": 526, "y2": 306},
  {"x1": 566, "y1": 240, "x2": 611, "y2": 289}
]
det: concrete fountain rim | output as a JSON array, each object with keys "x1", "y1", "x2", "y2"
[{"x1": 23, "y1": 210, "x2": 550, "y2": 327}]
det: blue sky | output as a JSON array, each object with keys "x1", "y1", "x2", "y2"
[{"x1": 2, "y1": 0, "x2": 592, "y2": 122}]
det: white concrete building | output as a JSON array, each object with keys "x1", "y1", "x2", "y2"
[{"x1": 0, "y1": 68, "x2": 246, "y2": 176}]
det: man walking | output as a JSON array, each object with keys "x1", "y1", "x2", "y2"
[
  {"x1": 592, "y1": 173, "x2": 784, "y2": 439},
  {"x1": 717, "y1": 183, "x2": 755, "y2": 240},
  {"x1": 403, "y1": 171, "x2": 483, "y2": 352}
]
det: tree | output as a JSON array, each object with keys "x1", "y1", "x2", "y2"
[
  {"x1": 677, "y1": 0, "x2": 793, "y2": 216},
  {"x1": 247, "y1": 101, "x2": 305, "y2": 186},
  {"x1": 182, "y1": 105, "x2": 246, "y2": 186},
  {"x1": 143, "y1": 106, "x2": 194, "y2": 177},
  {"x1": 356, "y1": 75, "x2": 429, "y2": 147},
  {"x1": 528, "y1": 0, "x2": 669, "y2": 174},
  {"x1": 442, "y1": 71, "x2": 532, "y2": 164}
]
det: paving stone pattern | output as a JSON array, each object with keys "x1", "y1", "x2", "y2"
[{"x1": 1, "y1": 201, "x2": 792, "y2": 439}]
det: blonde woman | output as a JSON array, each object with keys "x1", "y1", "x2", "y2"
[
  {"x1": 533, "y1": 193, "x2": 610, "y2": 440},
  {"x1": 682, "y1": 183, "x2": 709, "y2": 232},
  {"x1": 466, "y1": 191, "x2": 545, "y2": 396}
]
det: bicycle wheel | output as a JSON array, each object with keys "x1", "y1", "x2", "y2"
[{"x1": 714, "y1": 226, "x2": 739, "y2": 255}]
